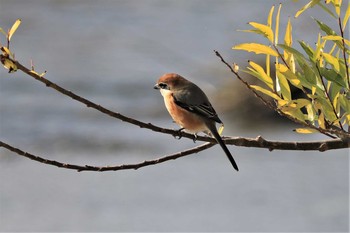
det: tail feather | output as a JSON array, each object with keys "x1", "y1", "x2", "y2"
[{"x1": 208, "y1": 125, "x2": 239, "y2": 171}]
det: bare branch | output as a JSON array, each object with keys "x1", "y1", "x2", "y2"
[
  {"x1": 1, "y1": 136, "x2": 348, "y2": 172},
  {"x1": 0, "y1": 140, "x2": 215, "y2": 172}
]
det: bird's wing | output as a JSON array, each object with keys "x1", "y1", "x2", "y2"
[{"x1": 173, "y1": 93, "x2": 222, "y2": 124}]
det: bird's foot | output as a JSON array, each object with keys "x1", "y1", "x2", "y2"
[
  {"x1": 192, "y1": 133, "x2": 198, "y2": 143},
  {"x1": 174, "y1": 128, "x2": 185, "y2": 139}
]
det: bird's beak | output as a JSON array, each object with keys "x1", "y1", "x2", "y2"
[{"x1": 154, "y1": 84, "x2": 160, "y2": 90}]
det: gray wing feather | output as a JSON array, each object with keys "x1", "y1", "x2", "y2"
[{"x1": 172, "y1": 85, "x2": 222, "y2": 124}]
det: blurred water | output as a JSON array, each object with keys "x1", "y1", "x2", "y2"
[{"x1": 0, "y1": 0, "x2": 349, "y2": 231}]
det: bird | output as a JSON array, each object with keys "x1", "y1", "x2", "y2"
[{"x1": 154, "y1": 73, "x2": 239, "y2": 171}]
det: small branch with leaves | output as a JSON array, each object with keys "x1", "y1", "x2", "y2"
[{"x1": 232, "y1": 1, "x2": 350, "y2": 140}]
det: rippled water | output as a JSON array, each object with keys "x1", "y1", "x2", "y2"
[{"x1": 0, "y1": 0, "x2": 348, "y2": 231}]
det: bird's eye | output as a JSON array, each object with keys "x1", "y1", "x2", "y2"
[{"x1": 158, "y1": 83, "x2": 168, "y2": 89}]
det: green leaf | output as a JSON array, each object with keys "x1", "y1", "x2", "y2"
[
  {"x1": 317, "y1": 1, "x2": 337, "y2": 18},
  {"x1": 298, "y1": 41, "x2": 314, "y2": 59},
  {"x1": 315, "y1": 96, "x2": 338, "y2": 122},
  {"x1": 329, "y1": 82, "x2": 343, "y2": 102},
  {"x1": 338, "y1": 94, "x2": 350, "y2": 112},
  {"x1": 278, "y1": 44, "x2": 308, "y2": 67},
  {"x1": 233, "y1": 43, "x2": 279, "y2": 56},
  {"x1": 319, "y1": 67, "x2": 347, "y2": 87},
  {"x1": 314, "y1": 18, "x2": 343, "y2": 49},
  {"x1": 314, "y1": 18, "x2": 337, "y2": 35}
]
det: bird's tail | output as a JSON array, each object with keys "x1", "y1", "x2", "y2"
[{"x1": 207, "y1": 123, "x2": 239, "y2": 171}]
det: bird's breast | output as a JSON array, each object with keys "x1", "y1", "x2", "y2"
[{"x1": 161, "y1": 91, "x2": 207, "y2": 133}]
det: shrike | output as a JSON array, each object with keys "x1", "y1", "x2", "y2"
[{"x1": 154, "y1": 73, "x2": 239, "y2": 171}]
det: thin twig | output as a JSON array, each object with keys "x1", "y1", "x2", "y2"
[
  {"x1": 214, "y1": 50, "x2": 275, "y2": 110},
  {"x1": 338, "y1": 17, "x2": 350, "y2": 88}
]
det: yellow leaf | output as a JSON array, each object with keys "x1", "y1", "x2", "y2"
[
  {"x1": 322, "y1": 52, "x2": 340, "y2": 72},
  {"x1": 333, "y1": 91, "x2": 341, "y2": 114},
  {"x1": 266, "y1": 54, "x2": 270, "y2": 77},
  {"x1": 248, "y1": 61, "x2": 274, "y2": 90},
  {"x1": 218, "y1": 124, "x2": 224, "y2": 135},
  {"x1": 295, "y1": 0, "x2": 320, "y2": 18},
  {"x1": 249, "y1": 85, "x2": 281, "y2": 100},
  {"x1": 305, "y1": 103, "x2": 316, "y2": 122},
  {"x1": 8, "y1": 19, "x2": 21, "y2": 41},
  {"x1": 279, "y1": 99, "x2": 310, "y2": 113},
  {"x1": 312, "y1": 86, "x2": 317, "y2": 95},
  {"x1": 1, "y1": 46, "x2": 15, "y2": 59},
  {"x1": 333, "y1": 0, "x2": 341, "y2": 16},
  {"x1": 344, "y1": 114, "x2": 350, "y2": 125},
  {"x1": 277, "y1": 99, "x2": 289, "y2": 107},
  {"x1": 276, "y1": 70, "x2": 291, "y2": 100},
  {"x1": 249, "y1": 22, "x2": 274, "y2": 43},
  {"x1": 318, "y1": 112, "x2": 326, "y2": 129},
  {"x1": 343, "y1": 1, "x2": 350, "y2": 30},
  {"x1": 322, "y1": 35, "x2": 343, "y2": 40},
  {"x1": 233, "y1": 43, "x2": 278, "y2": 56},
  {"x1": 295, "y1": 98, "x2": 312, "y2": 108},
  {"x1": 1, "y1": 57, "x2": 17, "y2": 73},
  {"x1": 284, "y1": 18, "x2": 292, "y2": 46},
  {"x1": 267, "y1": 5, "x2": 275, "y2": 27},
  {"x1": 275, "y1": 3, "x2": 282, "y2": 45},
  {"x1": 276, "y1": 63, "x2": 301, "y2": 88},
  {"x1": 282, "y1": 107, "x2": 306, "y2": 121},
  {"x1": 314, "y1": 34, "x2": 326, "y2": 61},
  {"x1": 322, "y1": 35, "x2": 350, "y2": 46},
  {"x1": 293, "y1": 128, "x2": 319, "y2": 134}
]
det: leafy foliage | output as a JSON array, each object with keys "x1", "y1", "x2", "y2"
[{"x1": 233, "y1": 0, "x2": 349, "y2": 138}]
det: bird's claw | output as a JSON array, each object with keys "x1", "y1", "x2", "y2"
[
  {"x1": 174, "y1": 128, "x2": 185, "y2": 140},
  {"x1": 192, "y1": 133, "x2": 198, "y2": 143}
]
